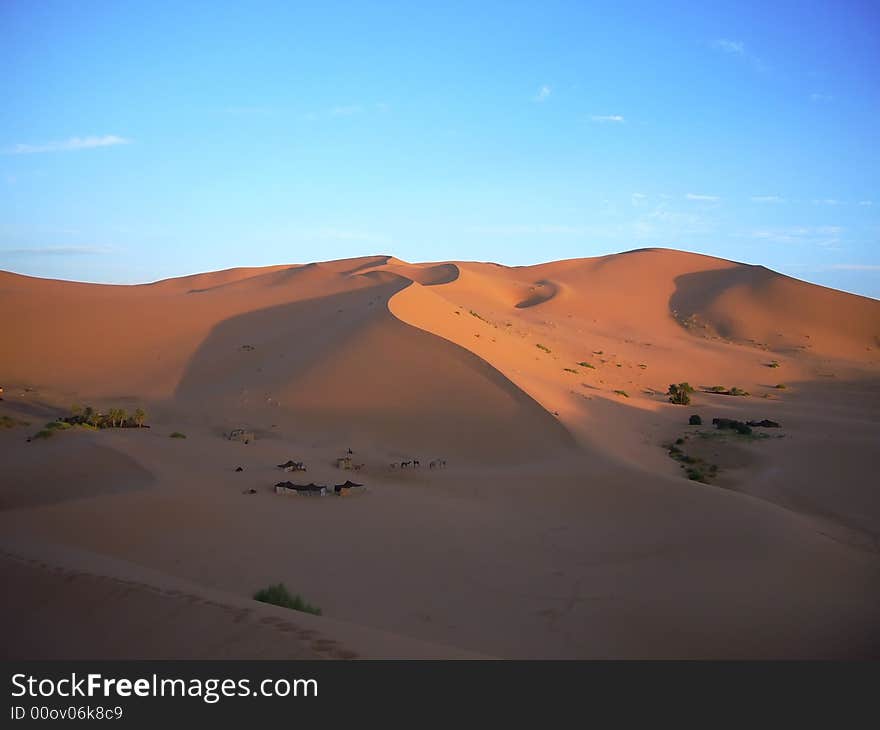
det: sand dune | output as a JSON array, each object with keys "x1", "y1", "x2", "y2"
[{"x1": 1, "y1": 247, "x2": 878, "y2": 658}]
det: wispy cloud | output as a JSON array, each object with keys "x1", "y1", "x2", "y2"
[
  {"x1": 223, "y1": 106, "x2": 272, "y2": 115},
  {"x1": 0, "y1": 245, "x2": 115, "y2": 256},
  {"x1": 533, "y1": 85, "x2": 552, "y2": 102},
  {"x1": 711, "y1": 39, "x2": 745, "y2": 55},
  {"x1": 825, "y1": 264, "x2": 880, "y2": 271},
  {"x1": 468, "y1": 224, "x2": 586, "y2": 236},
  {"x1": 309, "y1": 227, "x2": 388, "y2": 243},
  {"x1": 751, "y1": 226, "x2": 843, "y2": 247},
  {"x1": 812, "y1": 198, "x2": 840, "y2": 206},
  {"x1": 858, "y1": 200, "x2": 873, "y2": 206},
  {"x1": 2, "y1": 135, "x2": 131, "y2": 155},
  {"x1": 685, "y1": 193, "x2": 719, "y2": 202},
  {"x1": 329, "y1": 105, "x2": 363, "y2": 117},
  {"x1": 809, "y1": 93, "x2": 833, "y2": 104},
  {"x1": 710, "y1": 39, "x2": 766, "y2": 72},
  {"x1": 591, "y1": 114, "x2": 624, "y2": 123},
  {"x1": 303, "y1": 104, "x2": 375, "y2": 121},
  {"x1": 751, "y1": 195, "x2": 784, "y2": 203}
]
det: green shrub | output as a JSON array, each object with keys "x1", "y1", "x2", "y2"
[
  {"x1": 689, "y1": 414, "x2": 702, "y2": 426},
  {"x1": 169, "y1": 431, "x2": 187, "y2": 439},
  {"x1": 686, "y1": 468, "x2": 706, "y2": 483},
  {"x1": 536, "y1": 343, "x2": 551, "y2": 353},
  {"x1": 577, "y1": 361, "x2": 595, "y2": 369},
  {"x1": 767, "y1": 360, "x2": 780, "y2": 368},
  {"x1": 254, "y1": 583, "x2": 322, "y2": 616},
  {"x1": 706, "y1": 385, "x2": 727, "y2": 393},
  {"x1": 729, "y1": 387, "x2": 749, "y2": 397},
  {"x1": 774, "y1": 383, "x2": 787, "y2": 390},
  {"x1": 33, "y1": 429, "x2": 54, "y2": 440},
  {"x1": 0, "y1": 415, "x2": 28, "y2": 428},
  {"x1": 563, "y1": 367, "x2": 578, "y2": 374},
  {"x1": 613, "y1": 390, "x2": 629, "y2": 398},
  {"x1": 46, "y1": 421, "x2": 71, "y2": 430},
  {"x1": 667, "y1": 383, "x2": 693, "y2": 405}
]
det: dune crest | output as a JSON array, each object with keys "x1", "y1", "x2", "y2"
[{"x1": 2, "y1": 248, "x2": 879, "y2": 659}]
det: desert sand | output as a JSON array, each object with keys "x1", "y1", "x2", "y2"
[{"x1": 1, "y1": 248, "x2": 878, "y2": 658}]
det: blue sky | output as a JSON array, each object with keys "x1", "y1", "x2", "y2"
[{"x1": 1, "y1": 0, "x2": 878, "y2": 297}]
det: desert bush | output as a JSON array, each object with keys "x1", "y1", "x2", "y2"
[
  {"x1": 45, "y1": 421, "x2": 71, "y2": 430},
  {"x1": 253, "y1": 583, "x2": 322, "y2": 616},
  {"x1": 767, "y1": 360, "x2": 780, "y2": 368},
  {"x1": 577, "y1": 361, "x2": 595, "y2": 369},
  {"x1": 689, "y1": 414, "x2": 702, "y2": 425},
  {"x1": 729, "y1": 387, "x2": 749, "y2": 397},
  {"x1": 169, "y1": 431, "x2": 187, "y2": 439},
  {"x1": 706, "y1": 385, "x2": 727, "y2": 393},
  {"x1": 613, "y1": 390, "x2": 629, "y2": 398},
  {"x1": 712, "y1": 418, "x2": 752, "y2": 435},
  {"x1": 32, "y1": 429, "x2": 54, "y2": 440},
  {"x1": 536, "y1": 343, "x2": 551, "y2": 353},
  {"x1": 774, "y1": 383, "x2": 787, "y2": 390},
  {"x1": 667, "y1": 382, "x2": 694, "y2": 405},
  {"x1": 563, "y1": 368, "x2": 578, "y2": 374}
]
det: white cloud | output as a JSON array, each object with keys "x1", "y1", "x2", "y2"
[
  {"x1": 826, "y1": 264, "x2": 880, "y2": 271},
  {"x1": 750, "y1": 226, "x2": 843, "y2": 247},
  {"x1": 0, "y1": 245, "x2": 115, "y2": 256},
  {"x1": 2, "y1": 135, "x2": 131, "y2": 155},
  {"x1": 591, "y1": 115, "x2": 624, "y2": 123},
  {"x1": 309, "y1": 227, "x2": 388, "y2": 243},
  {"x1": 329, "y1": 105, "x2": 363, "y2": 117},
  {"x1": 685, "y1": 193, "x2": 719, "y2": 202},
  {"x1": 711, "y1": 39, "x2": 745, "y2": 55},
  {"x1": 812, "y1": 198, "x2": 840, "y2": 205},
  {"x1": 751, "y1": 195, "x2": 784, "y2": 203},
  {"x1": 223, "y1": 106, "x2": 272, "y2": 115},
  {"x1": 468, "y1": 224, "x2": 586, "y2": 236},
  {"x1": 710, "y1": 39, "x2": 766, "y2": 72},
  {"x1": 858, "y1": 200, "x2": 873, "y2": 206},
  {"x1": 533, "y1": 85, "x2": 552, "y2": 102}
]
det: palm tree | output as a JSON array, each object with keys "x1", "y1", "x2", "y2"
[
  {"x1": 133, "y1": 407, "x2": 146, "y2": 428},
  {"x1": 118, "y1": 408, "x2": 128, "y2": 427}
]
